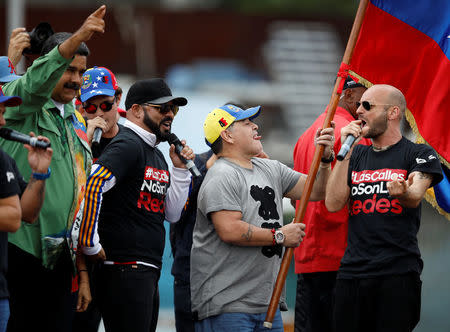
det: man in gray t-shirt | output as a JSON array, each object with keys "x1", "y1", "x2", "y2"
[{"x1": 190, "y1": 104, "x2": 335, "y2": 332}]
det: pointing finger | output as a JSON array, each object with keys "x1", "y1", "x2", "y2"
[{"x1": 91, "y1": 5, "x2": 106, "y2": 19}]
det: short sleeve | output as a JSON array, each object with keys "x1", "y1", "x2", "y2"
[
  {"x1": 0, "y1": 151, "x2": 22, "y2": 199},
  {"x1": 274, "y1": 160, "x2": 302, "y2": 195},
  {"x1": 197, "y1": 166, "x2": 242, "y2": 219},
  {"x1": 409, "y1": 144, "x2": 443, "y2": 187}
]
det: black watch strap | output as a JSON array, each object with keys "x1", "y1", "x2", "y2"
[{"x1": 321, "y1": 151, "x2": 335, "y2": 163}]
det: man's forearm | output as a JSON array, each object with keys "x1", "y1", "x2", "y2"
[
  {"x1": 325, "y1": 159, "x2": 350, "y2": 212},
  {"x1": 310, "y1": 162, "x2": 331, "y2": 201},
  {"x1": 58, "y1": 34, "x2": 84, "y2": 60},
  {"x1": 20, "y1": 177, "x2": 45, "y2": 223},
  {"x1": 216, "y1": 219, "x2": 273, "y2": 247},
  {"x1": 164, "y1": 166, "x2": 191, "y2": 223}
]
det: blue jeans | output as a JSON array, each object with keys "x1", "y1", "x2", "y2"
[
  {"x1": 0, "y1": 298, "x2": 10, "y2": 332},
  {"x1": 195, "y1": 310, "x2": 283, "y2": 332}
]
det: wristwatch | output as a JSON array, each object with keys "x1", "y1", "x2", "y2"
[{"x1": 274, "y1": 229, "x2": 285, "y2": 245}]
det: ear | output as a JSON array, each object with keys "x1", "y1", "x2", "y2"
[
  {"x1": 388, "y1": 106, "x2": 400, "y2": 120},
  {"x1": 130, "y1": 104, "x2": 142, "y2": 118},
  {"x1": 220, "y1": 129, "x2": 233, "y2": 144},
  {"x1": 343, "y1": 88, "x2": 353, "y2": 99}
]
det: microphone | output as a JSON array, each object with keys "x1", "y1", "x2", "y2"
[
  {"x1": 167, "y1": 133, "x2": 201, "y2": 178},
  {"x1": 0, "y1": 127, "x2": 51, "y2": 149},
  {"x1": 92, "y1": 127, "x2": 103, "y2": 146},
  {"x1": 336, "y1": 135, "x2": 357, "y2": 161}
]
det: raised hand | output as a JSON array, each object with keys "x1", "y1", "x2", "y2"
[
  {"x1": 73, "y1": 5, "x2": 107, "y2": 43},
  {"x1": 8, "y1": 27, "x2": 31, "y2": 67},
  {"x1": 25, "y1": 132, "x2": 53, "y2": 173},
  {"x1": 169, "y1": 139, "x2": 194, "y2": 169},
  {"x1": 314, "y1": 121, "x2": 336, "y2": 160}
]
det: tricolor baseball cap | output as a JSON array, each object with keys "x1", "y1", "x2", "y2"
[
  {"x1": 0, "y1": 86, "x2": 22, "y2": 107},
  {"x1": 0, "y1": 57, "x2": 21, "y2": 83},
  {"x1": 79, "y1": 66, "x2": 118, "y2": 102},
  {"x1": 204, "y1": 104, "x2": 261, "y2": 146}
]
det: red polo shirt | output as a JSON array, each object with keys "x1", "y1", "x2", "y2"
[{"x1": 293, "y1": 106, "x2": 371, "y2": 273}]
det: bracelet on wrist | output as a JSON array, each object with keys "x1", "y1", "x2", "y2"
[
  {"x1": 270, "y1": 228, "x2": 276, "y2": 246},
  {"x1": 32, "y1": 167, "x2": 51, "y2": 180},
  {"x1": 78, "y1": 269, "x2": 88, "y2": 273},
  {"x1": 321, "y1": 151, "x2": 335, "y2": 164}
]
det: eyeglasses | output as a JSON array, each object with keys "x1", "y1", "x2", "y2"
[
  {"x1": 142, "y1": 103, "x2": 179, "y2": 116},
  {"x1": 83, "y1": 97, "x2": 116, "y2": 114},
  {"x1": 356, "y1": 101, "x2": 393, "y2": 111}
]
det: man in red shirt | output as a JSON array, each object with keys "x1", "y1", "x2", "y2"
[{"x1": 292, "y1": 77, "x2": 370, "y2": 332}]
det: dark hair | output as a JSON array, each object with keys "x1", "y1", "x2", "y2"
[
  {"x1": 40, "y1": 32, "x2": 90, "y2": 56},
  {"x1": 114, "y1": 86, "x2": 122, "y2": 97},
  {"x1": 209, "y1": 137, "x2": 223, "y2": 155},
  {"x1": 208, "y1": 121, "x2": 235, "y2": 155}
]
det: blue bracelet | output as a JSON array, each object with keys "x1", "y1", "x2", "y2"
[{"x1": 32, "y1": 167, "x2": 51, "y2": 180}]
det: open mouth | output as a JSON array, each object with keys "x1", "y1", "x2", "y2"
[
  {"x1": 161, "y1": 121, "x2": 172, "y2": 131},
  {"x1": 253, "y1": 134, "x2": 261, "y2": 140}
]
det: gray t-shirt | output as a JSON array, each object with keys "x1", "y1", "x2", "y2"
[{"x1": 190, "y1": 157, "x2": 302, "y2": 320}]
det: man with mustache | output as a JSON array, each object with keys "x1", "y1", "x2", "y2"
[
  {"x1": 79, "y1": 78, "x2": 194, "y2": 332},
  {"x1": 0, "y1": 6, "x2": 106, "y2": 331}
]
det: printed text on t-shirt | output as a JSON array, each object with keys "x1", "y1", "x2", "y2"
[{"x1": 350, "y1": 168, "x2": 407, "y2": 215}]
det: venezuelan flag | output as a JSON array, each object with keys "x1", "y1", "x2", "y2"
[{"x1": 349, "y1": 0, "x2": 450, "y2": 219}]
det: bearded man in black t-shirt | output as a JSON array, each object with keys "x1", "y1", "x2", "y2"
[
  {"x1": 325, "y1": 84, "x2": 443, "y2": 332},
  {"x1": 78, "y1": 78, "x2": 194, "y2": 332}
]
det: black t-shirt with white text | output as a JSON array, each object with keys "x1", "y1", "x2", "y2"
[
  {"x1": 96, "y1": 127, "x2": 170, "y2": 267},
  {"x1": 339, "y1": 137, "x2": 443, "y2": 279},
  {"x1": 0, "y1": 149, "x2": 26, "y2": 298}
]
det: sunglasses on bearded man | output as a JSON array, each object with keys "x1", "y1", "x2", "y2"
[
  {"x1": 142, "y1": 103, "x2": 179, "y2": 116},
  {"x1": 356, "y1": 101, "x2": 394, "y2": 111}
]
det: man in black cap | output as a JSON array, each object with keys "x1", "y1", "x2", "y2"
[
  {"x1": 79, "y1": 78, "x2": 194, "y2": 332},
  {"x1": 292, "y1": 77, "x2": 370, "y2": 332}
]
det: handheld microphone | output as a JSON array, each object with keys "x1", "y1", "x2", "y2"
[
  {"x1": 336, "y1": 135, "x2": 356, "y2": 161},
  {"x1": 167, "y1": 133, "x2": 201, "y2": 178},
  {"x1": 92, "y1": 127, "x2": 103, "y2": 146},
  {"x1": 0, "y1": 127, "x2": 51, "y2": 149}
]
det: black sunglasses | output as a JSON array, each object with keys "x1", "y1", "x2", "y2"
[
  {"x1": 142, "y1": 103, "x2": 179, "y2": 116},
  {"x1": 83, "y1": 97, "x2": 116, "y2": 114},
  {"x1": 356, "y1": 101, "x2": 393, "y2": 111}
]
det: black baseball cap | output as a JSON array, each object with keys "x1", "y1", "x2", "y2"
[
  {"x1": 343, "y1": 76, "x2": 365, "y2": 90},
  {"x1": 125, "y1": 78, "x2": 187, "y2": 110}
]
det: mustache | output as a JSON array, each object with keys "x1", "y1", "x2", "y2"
[
  {"x1": 160, "y1": 116, "x2": 173, "y2": 124},
  {"x1": 64, "y1": 82, "x2": 80, "y2": 90}
]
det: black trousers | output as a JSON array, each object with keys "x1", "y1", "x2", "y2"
[
  {"x1": 333, "y1": 273, "x2": 421, "y2": 332},
  {"x1": 96, "y1": 263, "x2": 160, "y2": 332},
  {"x1": 7, "y1": 243, "x2": 76, "y2": 332},
  {"x1": 295, "y1": 271, "x2": 337, "y2": 332},
  {"x1": 174, "y1": 278, "x2": 195, "y2": 332}
]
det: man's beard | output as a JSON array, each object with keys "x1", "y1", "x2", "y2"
[
  {"x1": 363, "y1": 111, "x2": 388, "y2": 139},
  {"x1": 143, "y1": 111, "x2": 171, "y2": 142}
]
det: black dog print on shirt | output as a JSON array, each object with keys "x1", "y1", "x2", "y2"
[
  {"x1": 250, "y1": 185, "x2": 279, "y2": 220},
  {"x1": 250, "y1": 185, "x2": 282, "y2": 258}
]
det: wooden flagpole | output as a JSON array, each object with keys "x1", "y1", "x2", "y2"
[{"x1": 264, "y1": 0, "x2": 370, "y2": 327}]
